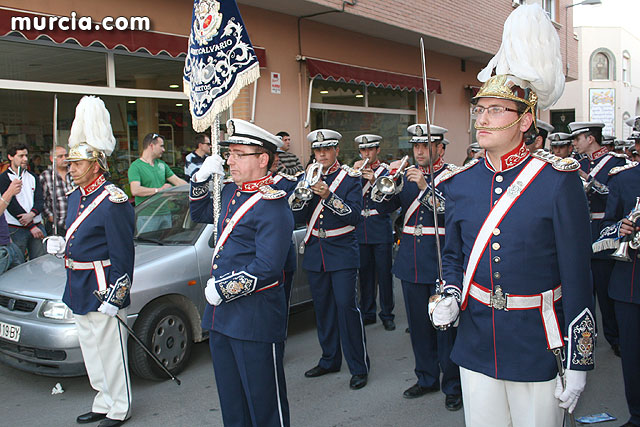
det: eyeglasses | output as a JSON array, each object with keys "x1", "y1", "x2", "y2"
[
  {"x1": 222, "y1": 151, "x2": 263, "y2": 160},
  {"x1": 471, "y1": 105, "x2": 520, "y2": 117}
]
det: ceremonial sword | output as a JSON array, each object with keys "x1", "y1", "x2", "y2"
[
  {"x1": 52, "y1": 95, "x2": 58, "y2": 236},
  {"x1": 93, "y1": 291, "x2": 182, "y2": 386}
]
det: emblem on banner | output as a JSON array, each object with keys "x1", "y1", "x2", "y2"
[{"x1": 194, "y1": 0, "x2": 223, "y2": 44}]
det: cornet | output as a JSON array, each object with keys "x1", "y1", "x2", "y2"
[
  {"x1": 611, "y1": 197, "x2": 640, "y2": 262},
  {"x1": 374, "y1": 155, "x2": 413, "y2": 196},
  {"x1": 355, "y1": 157, "x2": 370, "y2": 172},
  {"x1": 294, "y1": 161, "x2": 323, "y2": 201}
]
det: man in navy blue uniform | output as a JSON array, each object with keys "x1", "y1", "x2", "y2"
[
  {"x1": 46, "y1": 96, "x2": 134, "y2": 427},
  {"x1": 290, "y1": 129, "x2": 370, "y2": 390},
  {"x1": 549, "y1": 132, "x2": 573, "y2": 159},
  {"x1": 594, "y1": 115, "x2": 640, "y2": 427},
  {"x1": 352, "y1": 134, "x2": 395, "y2": 331},
  {"x1": 372, "y1": 124, "x2": 461, "y2": 409},
  {"x1": 430, "y1": 4, "x2": 595, "y2": 426},
  {"x1": 189, "y1": 119, "x2": 292, "y2": 427},
  {"x1": 570, "y1": 121, "x2": 626, "y2": 358}
]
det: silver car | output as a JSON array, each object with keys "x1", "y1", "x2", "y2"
[{"x1": 0, "y1": 186, "x2": 310, "y2": 379}]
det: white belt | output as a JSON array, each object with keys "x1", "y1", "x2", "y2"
[
  {"x1": 469, "y1": 282, "x2": 563, "y2": 349},
  {"x1": 311, "y1": 225, "x2": 355, "y2": 238},
  {"x1": 361, "y1": 209, "x2": 379, "y2": 217},
  {"x1": 590, "y1": 212, "x2": 605, "y2": 220},
  {"x1": 402, "y1": 225, "x2": 445, "y2": 236},
  {"x1": 65, "y1": 259, "x2": 111, "y2": 270}
]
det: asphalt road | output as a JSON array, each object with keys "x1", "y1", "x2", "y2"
[{"x1": 0, "y1": 279, "x2": 631, "y2": 427}]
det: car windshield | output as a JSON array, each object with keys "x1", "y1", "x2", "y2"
[{"x1": 134, "y1": 190, "x2": 205, "y2": 245}]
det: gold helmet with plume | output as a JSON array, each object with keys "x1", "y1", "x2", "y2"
[{"x1": 67, "y1": 96, "x2": 116, "y2": 171}]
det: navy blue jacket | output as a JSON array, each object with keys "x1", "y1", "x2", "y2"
[
  {"x1": 375, "y1": 164, "x2": 447, "y2": 284},
  {"x1": 272, "y1": 172, "x2": 298, "y2": 273},
  {"x1": 190, "y1": 176, "x2": 293, "y2": 343},
  {"x1": 441, "y1": 146, "x2": 594, "y2": 382},
  {"x1": 600, "y1": 163, "x2": 640, "y2": 304},
  {"x1": 356, "y1": 163, "x2": 393, "y2": 245},
  {"x1": 291, "y1": 164, "x2": 362, "y2": 272},
  {"x1": 63, "y1": 176, "x2": 135, "y2": 315}
]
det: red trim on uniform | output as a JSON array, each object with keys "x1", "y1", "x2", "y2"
[
  {"x1": 370, "y1": 160, "x2": 381, "y2": 170},
  {"x1": 587, "y1": 146, "x2": 609, "y2": 161},
  {"x1": 240, "y1": 175, "x2": 274, "y2": 192},
  {"x1": 81, "y1": 174, "x2": 105, "y2": 196},
  {"x1": 418, "y1": 157, "x2": 445, "y2": 174},
  {"x1": 324, "y1": 160, "x2": 341, "y2": 175}
]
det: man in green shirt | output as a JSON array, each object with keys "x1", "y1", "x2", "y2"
[
  {"x1": 129, "y1": 133, "x2": 187, "y2": 233},
  {"x1": 128, "y1": 133, "x2": 187, "y2": 205}
]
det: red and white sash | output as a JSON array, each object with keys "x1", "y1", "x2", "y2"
[
  {"x1": 65, "y1": 190, "x2": 110, "y2": 242},
  {"x1": 461, "y1": 158, "x2": 548, "y2": 308},
  {"x1": 301, "y1": 169, "x2": 348, "y2": 246},
  {"x1": 212, "y1": 192, "x2": 263, "y2": 260},
  {"x1": 402, "y1": 172, "x2": 443, "y2": 228},
  {"x1": 588, "y1": 154, "x2": 612, "y2": 179}
]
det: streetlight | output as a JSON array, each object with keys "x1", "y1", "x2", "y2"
[{"x1": 565, "y1": 0, "x2": 602, "y2": 75}]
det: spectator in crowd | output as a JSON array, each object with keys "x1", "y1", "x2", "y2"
[
  {"x1": 0, "y1": 178, "x2": 25, "y2": 274},
  {"x1": 128, "y1": 133, "x2": 187, "y2": 206},
  {"x1": 276, "y1": 131, "x2": 304, "y2": 175},
  {"x1": 184, "y1": 133, "x2": 211, "y2": 178},
  {"x1": 29, "y1": 154, "x2": 45, "y2": 175},
  {"x1": 40, "y1": 146, "x2": 74, "y2": 236},
  {"x1": 0, "y1": 143, "x2": 46, "y2": 260}
]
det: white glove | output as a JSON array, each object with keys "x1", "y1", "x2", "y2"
[
  {"x1": 98, "y1": 302, "x2": 119, "y2": 317},
  {"x1": 429, "y1": 295, "x2": 459, "y2": 327},
  {"x1": 204, "y1": 277, "x2": 222, "y2": 306},
  {"x1": 45, "y1": 236, "x2": 66, "y2": 255},
  {"x1": 193, "y1": 154, "x2": 225, "y2": 183},
  {"x1": 554, "y1": 369, "x2": 587, "y2": 413}
]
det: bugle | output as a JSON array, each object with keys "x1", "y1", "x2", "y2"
[{"x1": 294, "y1": 161, "x2": 323, "y2": 201}]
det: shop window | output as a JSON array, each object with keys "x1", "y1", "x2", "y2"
[
  {"x1": 0, "y1": 39, "x2": 107, "y2": 86},
  {"x1": 311, "y1": 80, "x2": 365, "y2": 107},
  {"x1": 368, "y1": 86, "x2": 416, "y2": 110},
  {"x1": 542, "y1": 0, "x2": 557, "y2": 21},
  {"x1": 590, "y1": 49, "x2": 615, "y2": 81},
  {"x1": 114, "y1": 52, "x2": 186, "y2": 91}
]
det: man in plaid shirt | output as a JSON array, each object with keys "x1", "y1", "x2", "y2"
[{"x1": 40, "y1": 146, "x2": 74, "y2": 236}]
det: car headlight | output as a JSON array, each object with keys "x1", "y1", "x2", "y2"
[{"x1": 40, "y1": 301, "x2": 75, "y2": 321}]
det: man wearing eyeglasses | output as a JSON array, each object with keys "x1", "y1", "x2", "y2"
[
  {"x1": 184, "y1": 133, "x2": 211, "y2": 179},
  {"x1": 429, "y1": 5, "x2": 594, "y2": 426},
  {"x1": 128, "y1": 133, "x2": 187, "y2": 206},
  {"x1": 189, "y1": 119, "x2": 292, "y2": 427}
]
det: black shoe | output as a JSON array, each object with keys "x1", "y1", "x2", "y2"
[
  {"x1": 77, "y1": 412, "x2": 107, "y2": 424},
  {"x1": 98, "y1": 419, "x2": 127, "y2": 427},
  {"x1": 363, "y1": 317, "x2": 376, "y2": 326},
  {"x1": 405, "y1": 327, "x2": 410, "y2": 333},
  {"x1": 403, "y1": 383, "x2": 439, "y2": 399},
  {"x1": 350, "y1": 374, "x2": 368, "y2": 390},
  {"x1": 445, "y1": 394, "x2": 463, "y2": 411},
  {"x1": 382, "y1": 319, "x2": 396, "y2": 331},
  {"x1": 304, "y1": 365, "x2": 340, "y2": 378},
  {"x1": 612, "y1": 344, "x2": 622, "y2": 358}
]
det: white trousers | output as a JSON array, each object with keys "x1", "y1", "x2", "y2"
[
  {"x1": 460, "y1": 367, "x2": 564, "y2": 427},
  {"x1": 75, "y1": 309, "x2": 132, "y2": 421}
]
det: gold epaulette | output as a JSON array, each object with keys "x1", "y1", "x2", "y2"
[
  {"x1": 531, "y1": 149, "x2": 580, "y2": 172},
  {"x1": 609, "y1": 151, "x2": 629, "y2": 159},
  {"x1": 609, "y1": 161, "x2": 639, "y2": 176},
  {"x1": 341, "y1": 164, "x2": 362, "y2": 177},
  {"x1": 258, "y1": 185, "x2": 286, "y2": 200},
  {"x1": 434, "y1": 159, "x2": 479, "y2": 186},
  {"x1": 105, "y1": 184, "x2": 128, "y2": 203},
  {"x1": 277, "y1": 172, "x2": 299, "y2": 182}
]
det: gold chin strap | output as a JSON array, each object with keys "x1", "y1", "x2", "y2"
[{"x1": 474, "y1": 106, "x2": 532, "y2": 132}]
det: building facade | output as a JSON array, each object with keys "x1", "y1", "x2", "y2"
[{"x1": 0, "y1": 0, "x2": 578, "y2": 191}]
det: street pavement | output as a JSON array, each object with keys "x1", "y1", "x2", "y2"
[{"x1": 0, "y1": 278, "x2": 630, "y2": 426}]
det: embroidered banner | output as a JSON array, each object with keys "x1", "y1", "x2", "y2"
[{"x1": 183, "y1": 0, "x2": 260, "y2": 131}]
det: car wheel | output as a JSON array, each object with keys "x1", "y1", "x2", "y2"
[{"x1": 129, "y1": 302, "x2": 193, "y2": 381}]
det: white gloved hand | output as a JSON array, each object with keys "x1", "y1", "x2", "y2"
[
  {"x1": 193, "y1": 154, "x2": 225, "y2": 183},
  {"x1": 204, "y1": 277, "x2": 223, "y2": 306},
  {"x1": 98, "y1": 302, "x2": 119, "y2": 317},
  {"x1": 429, "y1": 295, "x2": 460, "y2": 327},
  {"x1": 554, "y1": 369, "x2": 587, "y2": 413},
  {"x1": 45, "y1": 236, "x2": 66, "y2": 255}
]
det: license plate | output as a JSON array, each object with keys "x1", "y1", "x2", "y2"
[{"x1": 0, "y1": 321, "x2": 20, "y2": 342}]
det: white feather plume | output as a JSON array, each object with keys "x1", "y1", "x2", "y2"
[
  {"x1": 477, "y1": 4, "x2": 565, "y2": 110},
  {"x1": 68, "y1": 96, "x2": 116, "y2": 156}
]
